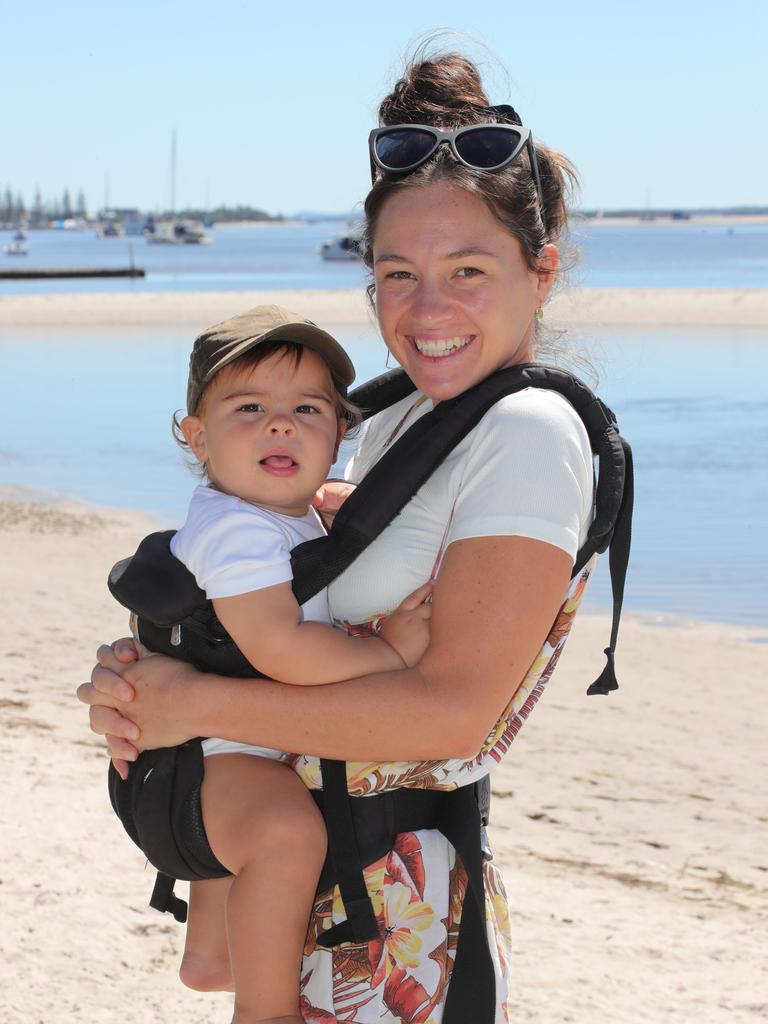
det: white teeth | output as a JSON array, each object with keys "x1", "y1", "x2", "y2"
[{"x1": 412, "y1": 336, "x2": 472, "y2": 356}]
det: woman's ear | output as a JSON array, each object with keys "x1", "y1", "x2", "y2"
[
  {"x1": 179, "y1": 415, "x2": 208, "y2": 464},
  {"x1": 535, "y1": 243, "x2": 559, "y2": 306}
]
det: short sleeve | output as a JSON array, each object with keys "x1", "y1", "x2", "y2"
[
  {"x1": 172, "y1": 498, "x2": 294, "y2": 599},
  {"x1": 447, "y1": 389, "x2": 594, "y2": 560}
]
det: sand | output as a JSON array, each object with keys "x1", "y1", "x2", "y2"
[
  {"x1": 2, "y1": 280, "x2": 766, "y2": 1021},
  {"x1": 1, "y1": 286, "x2": 768, "y2": 330},
  {"x1": 1, "y1": 488, "x2": 766, "y2": 1024}
]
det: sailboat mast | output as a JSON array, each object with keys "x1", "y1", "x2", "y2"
[{"x1": 170, "y1": 129, "x2": 177, "y2": 216}]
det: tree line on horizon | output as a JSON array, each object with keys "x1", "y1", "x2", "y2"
[
  {"x1": 1, "y1": 186, "x2": 90, "y2": 225},
  {"x1": 1, "y1": 185, "x2": 285, "y2": 227}
]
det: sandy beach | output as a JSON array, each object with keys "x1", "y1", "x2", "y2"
[
  {"x1": 2, "y1": 281, "x2": 766, "y2": 1023},
  {"x1": 2, "y1": 286, "x2": 768, "y2": 330},
  {"x1": 1, "y1": 488, "x2": 766, "y2": 1024}
]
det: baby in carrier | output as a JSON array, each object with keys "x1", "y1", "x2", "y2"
[{"x1": 136, "y1": 306, "x2": 432, "y2": 1024}]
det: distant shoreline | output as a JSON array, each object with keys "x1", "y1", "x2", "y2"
[
  {"x1": 2, "y1": 287, "x2": 767, "y2": 329},
  {"x1": 573, "y1": 212, "x2": 768, "y2": 227},
  {"x1": 5, "y1": 212, "x2": 768, "y2": 230}
]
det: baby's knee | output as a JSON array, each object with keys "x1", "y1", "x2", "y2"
[{"x1": 260, "y1": 796, "x2": 327, "y2": 861}]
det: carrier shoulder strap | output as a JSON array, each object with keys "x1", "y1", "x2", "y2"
[{"x1": 292, "y1": 362, "x2": 633, "y2": 695}]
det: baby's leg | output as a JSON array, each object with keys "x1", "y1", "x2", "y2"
[
  {"x1": 201, "y1": 753, "x2": 327, "y2": 1024},
  {"x1": 179, "y1": 876, "x2": 234, "y2": 991}
]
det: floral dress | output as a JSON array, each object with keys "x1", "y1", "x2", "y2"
[{"x1": 289, "y1": 388, "x2": 596, "y2": 1023}]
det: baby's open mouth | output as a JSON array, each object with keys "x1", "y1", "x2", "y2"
[{"x1": 260, "y1": 455, "x2": 297, "y2": 469}]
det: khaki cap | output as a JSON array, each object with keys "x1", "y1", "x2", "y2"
[{"x1": 186, "y1": 304, "x2": 356, "y2": 413}]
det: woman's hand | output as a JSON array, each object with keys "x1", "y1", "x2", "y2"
[
  {"x1": 77, "y1": 639, "x2": 203, "y2": 778},
  {"x1": 81, "y1": 638, "x2": 141, "y2": 778},
  {"x1": 312, "y1": 479, "x2": 357, "y2": 530}
]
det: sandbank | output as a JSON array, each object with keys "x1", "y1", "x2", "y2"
[
  {"x1": 1, "y1": 489, "x2": 765, "y2": 1023},
  {"x1": 1, "y1": 286, "x2": 768, "y2": 330}
]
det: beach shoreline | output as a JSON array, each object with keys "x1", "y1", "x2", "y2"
[
  {"x1": 1, "y1": 489, "x2": 766, "y2": 1023},
  {"x1": 2, "y1": 286, "x2": 768, "y2": 329}
]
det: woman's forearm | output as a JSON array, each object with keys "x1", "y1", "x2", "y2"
[{"x1": 184, "y1": 662, "x2": 476, "y2": 761}]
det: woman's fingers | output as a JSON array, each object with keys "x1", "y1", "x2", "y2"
[
  {"x1": 111, "y1": 757, "x2": 130, "y2": 782},
  {"x1": 90, "y1": 651, "x2": 136, "y2": 703},
  {"x1": 86, "y1": 702, "x2": 140, "y2": 742},
  {"x1": 113, "y1": 636, "x2": 139, "y2": 663}
]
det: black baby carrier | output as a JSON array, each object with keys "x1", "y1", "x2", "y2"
[{"x1": 107, "y1": 363, "x2": 633, "y2": 1023}]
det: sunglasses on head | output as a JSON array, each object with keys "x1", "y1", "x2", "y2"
[{"x1": 368, "y1": 122, "x2": 544, "y2": 215}]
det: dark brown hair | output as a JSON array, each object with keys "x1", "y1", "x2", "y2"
[{"x1": 363, "y1": 52, "x2": 578, "y2": 280}]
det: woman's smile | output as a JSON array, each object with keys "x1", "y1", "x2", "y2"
[{"x1": 408, "y1": 334, "x2": 477, "y2": 358}]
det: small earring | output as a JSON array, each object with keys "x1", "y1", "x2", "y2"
[
  {"x1": 535, "y1": 307, "x2": 544, "y2": 320},
  {"x1": 385, "y1": 349, "x2": 394, "y2": 369}
]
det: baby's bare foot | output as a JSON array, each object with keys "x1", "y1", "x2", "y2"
[{"x1": 179, "y1": 952, "x2": 233, "y2": 992}]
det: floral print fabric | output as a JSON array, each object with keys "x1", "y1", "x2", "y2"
[{"x1": 291, "y1": 562, "x2": 594, "y2": 1022}]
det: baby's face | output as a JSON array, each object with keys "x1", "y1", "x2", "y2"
[{"x1": 182, "y1": 349, "x2": 344, "y2": 517}]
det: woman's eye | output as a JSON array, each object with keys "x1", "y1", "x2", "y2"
[
  {"x1": 384, "y1": 270, "x2": 413, "y2": 281},
  {"x1": 456, "y1": 266, "x2": 482, "y2": 278}
]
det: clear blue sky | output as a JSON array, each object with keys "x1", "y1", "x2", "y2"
[{"x1": 5, "y1": 0, "x2": 766, "y2": 215}]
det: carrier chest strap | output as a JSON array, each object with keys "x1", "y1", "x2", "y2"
[{"x1": 294, "y1": 363, "x2": 632, "y2": 695}]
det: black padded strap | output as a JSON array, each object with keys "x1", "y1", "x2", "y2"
[
  {"x1": 149, "y1": 872, "x2": 188, "y2": 923},
  {"x1": 315, "y1": 760, "x2": 380, "y2": 947},
  {"x1": 588, "y1": 438, "x2": 634, "y2": 695},
  {"x1": 438, "y1": 784, "x2": 496, "y2": 1023}
]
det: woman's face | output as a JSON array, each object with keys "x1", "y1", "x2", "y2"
[{"x1": 372, "y1": 181, "x2": 557, "y2": 402}]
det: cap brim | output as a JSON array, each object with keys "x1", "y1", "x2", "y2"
[{"x1": 204, "y1": 321, "x2": 355, "y2": 390}]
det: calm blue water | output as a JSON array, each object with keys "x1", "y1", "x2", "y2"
[
  {"x1": 1, "y1": 325, "x2": 766, "y2": 627},
  {"x1": 1, "y1": 219, "x2": 767, "y2": 295}
]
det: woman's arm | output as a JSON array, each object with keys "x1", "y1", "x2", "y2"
[{"x1": 80, "y1": 534, "x2": 572, "y2": 763}]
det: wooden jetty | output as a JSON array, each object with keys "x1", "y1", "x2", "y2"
[{"x1": 0, "y1": 266, "x2": 145, "y2": 280}]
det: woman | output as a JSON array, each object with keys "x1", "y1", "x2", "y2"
[{"x1": 80, "y1": 52, "x2": 595, "y2": 1023}]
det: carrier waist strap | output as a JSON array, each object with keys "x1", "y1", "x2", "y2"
[{"x1": 312, "y1": 763, "x2": 495, "y2": 1023}]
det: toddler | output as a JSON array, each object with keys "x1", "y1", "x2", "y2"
[{"x1": 167, "y1": 305, "x2": 431, "y2": 1024}]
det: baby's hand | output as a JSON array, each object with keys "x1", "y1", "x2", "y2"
[
  {"x1": 312, "y1": 480, "x2": 357, "y2": 531},
  {"x1": 378, "y1": 581, "x2": 433, "y2": 668}
]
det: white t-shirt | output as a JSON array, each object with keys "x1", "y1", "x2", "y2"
[
  {"x1": 328, "y1": 387, "x2": 594, "y2": 624},
  {"x1": 171, "y1": 485, "x2": 330, "y2": 758}
]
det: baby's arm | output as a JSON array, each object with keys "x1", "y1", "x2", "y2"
[{"x1": 212, "y1": 581, "x2": 431, "y2": 686}]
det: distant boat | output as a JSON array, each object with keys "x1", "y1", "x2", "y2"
[
  {"x1": 146, "y1": 130, "x2": 212, "y2": 245},
  {"x1": 3, "y1": 240, "x2": 28, "y2": 256},
  {"x1": 96, "y1": 221, "x2": 124, "y2": 238},
  {"x1": 146, "y1": 219, "x2": 212, "y2": 245},
  {"x1": 319, "y1": 232, "x2": 362, "y2": 261}
]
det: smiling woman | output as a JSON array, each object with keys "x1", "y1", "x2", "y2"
[{"x1": 79, "y1": 49, "x2": 619, "y2": 1024}]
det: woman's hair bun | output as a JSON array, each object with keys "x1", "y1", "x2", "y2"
[{"x1": 379, "y1": 53, "x2": 492, "y2": 127}]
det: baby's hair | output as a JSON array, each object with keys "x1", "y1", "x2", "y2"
[{"x1": 173, "y1": 339, "x2": 361, "y2": 477}]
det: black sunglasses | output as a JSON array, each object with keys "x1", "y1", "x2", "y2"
[{"x1": 368, "y1": 122, "x2": 544, "y2": 215}]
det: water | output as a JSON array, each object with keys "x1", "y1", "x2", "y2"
[
  {"x1": 2, "y1": 219, "x2": 767, "y2": 295},
  {"x1": 1, "y1": 324, "x2": 766, "y2": 627},
  {"x1": 0, "y1": 222, "x2": 368, "y2": 296}
]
